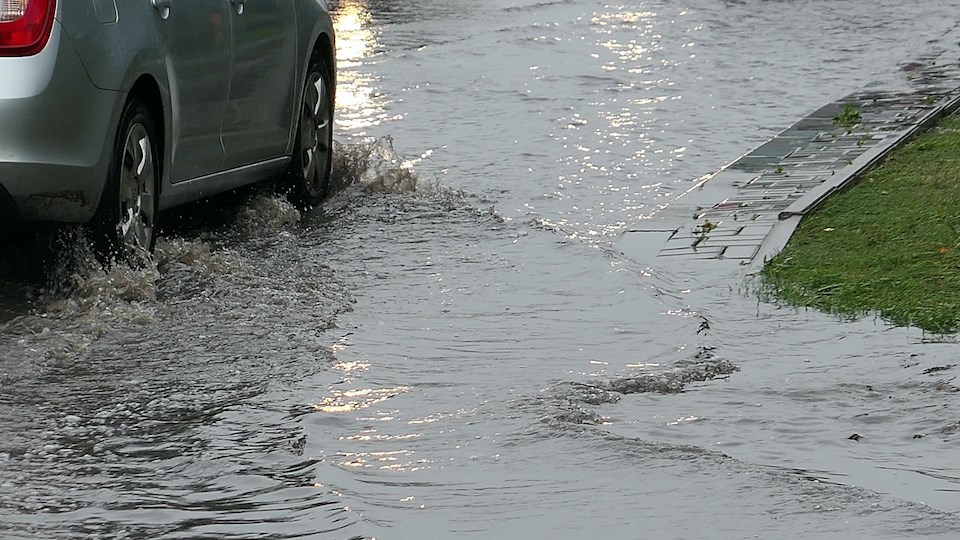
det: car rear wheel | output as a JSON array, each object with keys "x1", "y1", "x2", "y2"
[
  {"x1": 287, "y1": 56, "x2": 334, "y2": 208},
  {"x1": 91, "y1": 98, "x2": 159, "y2": 263}
]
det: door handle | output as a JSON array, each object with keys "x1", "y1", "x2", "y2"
[
  {"x1": 230, "y1": 0, "x2": 244, "y2": 15},
  {"x1": 151, "y1": 0, "x2": 171, "y2": 19}
]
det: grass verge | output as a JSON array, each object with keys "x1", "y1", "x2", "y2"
[{"x1": 761, "y1": 114, "x2": 960, "y2": 334}]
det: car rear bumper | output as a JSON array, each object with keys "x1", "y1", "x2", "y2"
[{"x1": 0, "y1": 21, "x2": 121, "y2": 224}]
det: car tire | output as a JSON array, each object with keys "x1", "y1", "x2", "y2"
[
  {"x1": 287, "y1": 55, "x2": 334, "y2": 208},
  {"x1": 90, "y1": 97, "x2": 160, "y2": 263}
]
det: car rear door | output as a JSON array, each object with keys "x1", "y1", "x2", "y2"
[
  {"x1": 220, "y1": 0, "x2": 298, "y2": 170},
  {"x1": 152, "y1": 0, "x2": 232, "y2": 183}
]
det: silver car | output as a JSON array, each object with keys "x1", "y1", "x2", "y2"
[{"x1": 0, "y1": 0, "x2": 335, "y2": 257}]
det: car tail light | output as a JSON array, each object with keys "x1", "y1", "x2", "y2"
[{"x1": 0, "y1": 0, "x2": 56, "y2": 57}]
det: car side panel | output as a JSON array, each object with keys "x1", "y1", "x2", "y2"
[
  {"x1": 220, "y1": 0, "x2": 298, "y2": 170},
  {"x1": 59, "y1": 2, "x2": 162, "y2": 94},
  {"x1": 65, "y1": 1, "x2": 234, "y2": 185},
  {"x1": 151, "y1": 1, "x2": 234, "y2": 183}
]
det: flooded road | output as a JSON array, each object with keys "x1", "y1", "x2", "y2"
[{"x1": 4, "y1": 0, "x2": 960, "y2": 537}]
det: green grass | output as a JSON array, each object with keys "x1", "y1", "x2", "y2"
[
  {"x1": 761, "y1": 115, "x2": 960, "y2": 334},
  {"x1": 833, "y1": 103, "x2": 862, "y2": 131}
]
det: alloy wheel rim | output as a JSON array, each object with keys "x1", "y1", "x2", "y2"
[
  {"x1": 300, "y1": 71, "x2": 332, "y2": 195},
  {"x1": 118, "y1": 122, "x2": 156, "y2": 256}
]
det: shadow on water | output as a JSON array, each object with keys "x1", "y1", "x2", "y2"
[
  {"x1": 158, "y1": 182, "x2": 288, "y2": 240},
  {"x1": 0, "y1": 226, "x2": 59, "y2": 324}
]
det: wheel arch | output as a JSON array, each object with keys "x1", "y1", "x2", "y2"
[{"x1": 311, "y1": 31, "x2": 337, "y2": 100}]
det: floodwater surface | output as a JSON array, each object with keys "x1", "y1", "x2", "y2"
[{"x1": 3, "y1": 0, "x2": 960, "y2": 538}]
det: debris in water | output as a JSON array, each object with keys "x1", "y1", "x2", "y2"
[
  {"x1": 697, "y1": 315, "x2": 710, "y2": 335},
  {"x1": 922, "y1": 364, "x2": 955, "y2": 375}
]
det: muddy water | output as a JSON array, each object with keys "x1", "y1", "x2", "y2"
[{"x1": 3, "y1": 0, "x2": 960, "y2": 538}]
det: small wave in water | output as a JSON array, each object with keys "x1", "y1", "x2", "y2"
[{"x1": 526, "y1": 347, "x2": 737, "y2": 427}]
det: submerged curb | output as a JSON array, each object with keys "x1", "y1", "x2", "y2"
[{"x1": 750, "y1": 91, "x2": 960, "y2": 272}]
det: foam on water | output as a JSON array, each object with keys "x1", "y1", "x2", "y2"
[{"x1": 533, "y1": 347, "x2": 738, "y2": 427}]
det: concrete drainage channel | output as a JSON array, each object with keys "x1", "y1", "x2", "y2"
[{"x1": 651, "y1": 59, "x2": 960, "y2": 272}]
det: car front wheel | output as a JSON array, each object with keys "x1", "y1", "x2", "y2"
[{"x1": 287, "y1": 57, "x2": 334, "y2": 208}]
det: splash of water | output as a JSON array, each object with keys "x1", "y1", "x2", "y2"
[
  {"x1": 330, "y1": 137, "x2": 435, "y2": 195},
  {"x1": 154, "y1": 237, "x2": 244, "y2": 277},
  {"x1": 39, "y1": 228, "x2": 159, "y2": 321},
  {"x1": 232, "y1": 194, "x2": 303, "y2": 235},
  {"x1": 4, "y1": 137, "x2": 428, "y2": 341}
]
